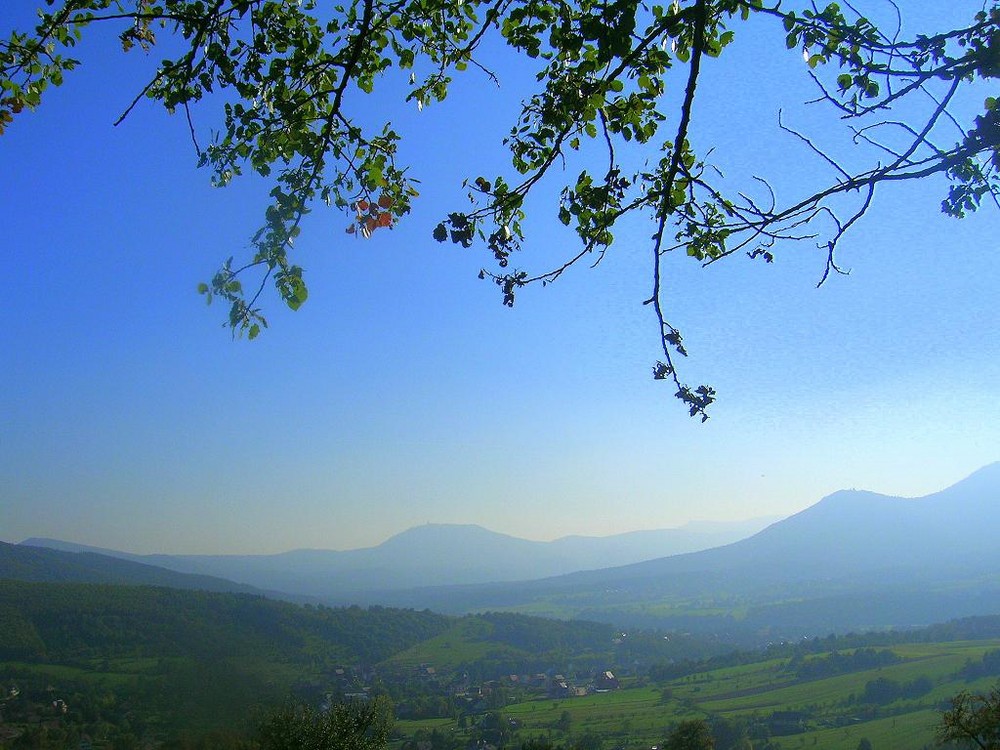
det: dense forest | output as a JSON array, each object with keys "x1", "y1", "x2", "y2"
[{"x1": 0, "y1": 580, "x2": 450, "y2": 664}]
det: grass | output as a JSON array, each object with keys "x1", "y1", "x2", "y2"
[
  {"x1": 392, "y1": 638, "x2": 1000, "y2": 750},
  {"x1": 793, "y1": 709, "x2": 941, "y2": 750},
  {"x1": 383, "y1": 618, "x2": 518, "y2": 669},
  {"x1": 502, "y1": 687, "x2": 694, "y2": 746}
]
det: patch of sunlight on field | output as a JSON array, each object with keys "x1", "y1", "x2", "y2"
[
  {"x1": 796, "y1": 709, "x2": 940, "y2": 750},
  {"x1": 504, "y1": 688, "x2": 705, "y2": 747},
  {"x1": 700, "y1": 644, "x2": 1000, "y2": 714},
  {"x1": 383, "y1": 618, "x2": 501, "y2": 668},
  {"x1": 394, "y1": 717, "x2": 454, "y2": 732}
]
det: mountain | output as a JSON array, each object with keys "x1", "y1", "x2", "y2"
[
  {"x1": 571, "y1": 460, "x2": 1000, "y2": 585},
  {"x1": 17, "y1": 464, "x2": 998, "y2": 638},
  {"x1": 366, "y1": 463, "x2": 1000, "y2": 637},
  {"x1": 20, "y1": 515, "x2": 775, "y2": 599}
]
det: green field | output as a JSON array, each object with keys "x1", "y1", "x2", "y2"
[
  {"x1": 385, "y1": 618, "x2": 509, "y2": 669},
  {"x1": 396, "y1": 639, "x2": 1000, "y2": 749}
]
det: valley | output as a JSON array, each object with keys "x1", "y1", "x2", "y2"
[
  {"x1": 3, "y1": 579, "x2": 1000, "y2": 749},
  {"x1": 2, "y1": 464, "x2": 999, "y2": 748}
]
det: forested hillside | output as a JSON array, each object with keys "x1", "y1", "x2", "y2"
[
  {"x1": 0, "y1": 581, "x2": 452, "y2": 746},
  {"x1": 0, "y1": 541, "x2": 268, "y2": 597},
  {"x1": 0, "y1": 581, "x2": 450, "y2": 664}
]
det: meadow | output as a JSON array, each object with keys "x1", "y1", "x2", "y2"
[{"x1": 396, "y1": 639, "x2": 1000, "y2": 749}]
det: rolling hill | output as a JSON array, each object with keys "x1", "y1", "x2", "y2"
[{"x1": 0, "y1": 540, "x2": 275, "y2": 597}]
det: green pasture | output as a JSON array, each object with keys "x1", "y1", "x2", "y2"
[
  {"x1": 471, "y1": 589, "x2": 752, "y2": 622},
  {"x1": 0, "y1": 657, "x2": 156, "y2": 688},
  {"x1": 696, "y1": 640, "x2": 1000, "y2": 715},
  {"x1": 393, "y1": 638, "x2": 1000, "y2": 750},
  {"x1": 1, "y1": 660, "x2": 96, "y2": 681},
  {"x1": 383, "y1": 618, "x2": 513, "y2": 669},
  {"x1": 893, "y1": 639, "x2": 1000, "y2": 663},
  {"x1": 794, "y1": 709, "x2": 941, "y2": 750},
  {"x1": 502, "y1": 687, "x2": 700, "y2": 746},
  {"x1": 395, "y1": 717, "x2": 453, "y2": 731}
]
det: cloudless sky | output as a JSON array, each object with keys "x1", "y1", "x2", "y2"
[{"x1": 1, "y1": 2, "x2": 997, "y2": 554}]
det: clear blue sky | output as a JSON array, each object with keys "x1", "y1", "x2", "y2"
[{"x1": 2, "y1": 2, "x2": 997, "y2": 553}]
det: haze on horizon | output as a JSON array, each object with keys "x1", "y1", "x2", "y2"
[{"x1": 1, "y1": 3, "x2": 997, "y2": 556}]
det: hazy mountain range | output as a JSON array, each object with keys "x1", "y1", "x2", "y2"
[
  {"x1": 18, "y1": 516, "x2": 775, "y2": 598},
  {"x1": 366, "y1": 462, "x2": 1000, "y2": 635},
  {"x1": 8, "y1": 462, "x2": 1000, "y2": 640}
]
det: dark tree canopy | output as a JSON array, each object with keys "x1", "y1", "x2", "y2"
[
  {"x1": 252, "y1": 698, "x2": 393, "y2": 750},
  {"x1": 664, "y1": 718, "x2": 715, "y2": 750},
  {"x1": 2, "y1": 0, "x2": 997, "y2": 416}
]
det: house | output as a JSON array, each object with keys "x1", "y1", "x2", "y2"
[
  {"x1": 768, "y1": 710, "x2": 809, "y2": 735},
  {"x1": 549, "y1": 680, "x2": 571, "y2": 698},
  {"x1": 594, "y1": 670, "x2": 620, "y2": 691}
]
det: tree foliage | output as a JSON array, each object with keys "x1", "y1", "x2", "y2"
[
  {"x1": 0, "y1": 579, "x2": 451, "y2": 664},
  {"x1": 251, "y1": 698, "x2": 393, "y2": 750},
  {"x1": 790, "y1": 647, "x2": 902, "y2": 681},
  {"x1": 939, "y1": 685, "x2": 1000, "y2": 750},
  {"x1": 963, "y1": 650, "x2": 1000, "y2": 681},
  {"x1": 2, "y1": 0, "x2": 997, "y2": 415},
  {"x1": 664, "y1": 718, "x2": 715, "y2": 750}
]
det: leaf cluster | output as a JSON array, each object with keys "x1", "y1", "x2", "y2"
[{"x1": 939, "y1": 685, "x2": 1000, "y2": 750}]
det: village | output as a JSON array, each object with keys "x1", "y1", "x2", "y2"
[{"x1": 309, "y1": 663, "x2": 623, "y2": 721}]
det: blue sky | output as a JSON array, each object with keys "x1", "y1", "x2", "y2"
[{"x1": 1, "y1": 2, "x2": 997, "y2": 554}]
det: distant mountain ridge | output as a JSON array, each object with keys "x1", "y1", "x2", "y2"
[
  {"x1": 366, "y1": 463, "x2": 1000, "y2": 636},
  {"x1": 20, "y1": 516, "x2": 776, "y2": 599},
  {"x1": 540, "y1": 461, "x2": 1000, "y2": 583},
  {"x1": 13, "y1": 463, "x2": 1000, "y2": 640}
]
